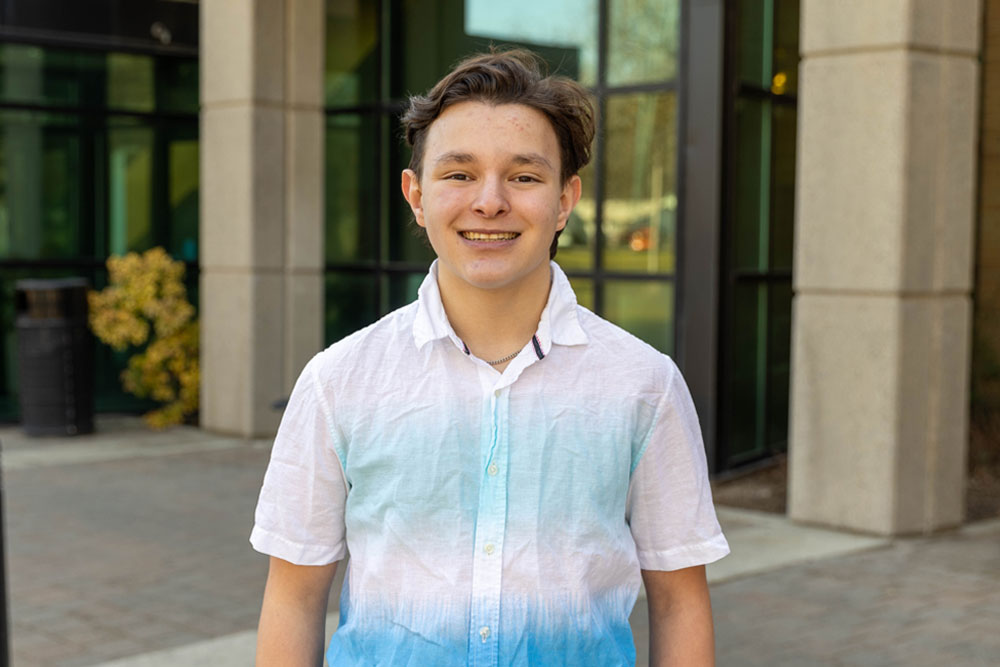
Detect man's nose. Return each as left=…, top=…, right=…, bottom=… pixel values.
left=472, top=178, right=509, bottom=218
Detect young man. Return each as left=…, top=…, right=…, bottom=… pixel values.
left=252, top=50, right=729, bottom=666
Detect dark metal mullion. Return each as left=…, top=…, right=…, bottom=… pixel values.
left=0, top=29, right=198, bottom=58
left=680, top=0, right=726, bottom=472
left=593, top=0, right=609, bottom=316
left=564, top=270, right=675, bottom=282
left=325, top=101, right=406, bottom=117
left=673, top=0, right=690, bottom=371
left=373, top=113, right=387, bottom=314
left=590, top=79, right=678, bottom=97
left=732, top=269, right=792, bottom=282
left=717, top=0, right=742, bottom=471
left=373, top=0, right=389, bottom=315
left=737, top=84, right=796, bottom=104
left=0, top=258, right=200, bottom=270
left=152, top=117, right=171, bottom=251
left=0, top=99, right=196, bottom=123
left=327, top=261, right=447, bottom=275
left=81, top=112, right=100, bottom=265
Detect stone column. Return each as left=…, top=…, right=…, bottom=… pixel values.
left=200, top=0, right=325, bottom=437
left=789, top=0, right=982, bottom=534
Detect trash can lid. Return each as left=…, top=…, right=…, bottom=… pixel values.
left=15, top=278, right=91, bottom=320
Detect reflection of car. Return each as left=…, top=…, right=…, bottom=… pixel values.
left=629, top=226, right=650, bottom=251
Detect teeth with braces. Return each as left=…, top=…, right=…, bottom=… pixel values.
left=461, top=232, right=519, bottom=241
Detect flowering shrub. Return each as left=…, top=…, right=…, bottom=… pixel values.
left=88, top=247, right=199, bottom=428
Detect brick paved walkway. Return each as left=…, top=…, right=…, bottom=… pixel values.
left=2, top=423, right=274, bottom=666
left=711, top=521, right=1000, bottom=666
left=2, top=418, right=998, bottom=666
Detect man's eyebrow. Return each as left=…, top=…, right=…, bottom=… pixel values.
left=433, top=151, right=476, bottom=166
left=511, top=153, right=555, bottom=171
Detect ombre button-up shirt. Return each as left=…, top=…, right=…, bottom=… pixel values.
left=251, top=261, right=729, bottom=666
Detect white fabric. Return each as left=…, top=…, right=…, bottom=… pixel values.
left=250, top=260, right=729, bottom=665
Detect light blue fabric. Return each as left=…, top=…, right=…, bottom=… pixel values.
left=251, top=262, right=729, bottom=666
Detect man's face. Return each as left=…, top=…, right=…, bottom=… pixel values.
left=402, top=101, right=581, bottom=295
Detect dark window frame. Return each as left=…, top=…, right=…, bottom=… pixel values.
left=0, top=38, right=199, bottom=421
left=715, top=0, right=799, bottom=471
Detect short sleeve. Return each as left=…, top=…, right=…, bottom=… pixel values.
left=250, top=355, right=348, bottom=565
left=625, top=357, right=730, bottom=571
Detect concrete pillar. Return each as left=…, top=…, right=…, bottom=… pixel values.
left=200, top=0, right=325, bottom=437
left=789, top=0, right=983, bottom=535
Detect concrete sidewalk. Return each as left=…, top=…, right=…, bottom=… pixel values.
left=2, top=418, right=997, bottom=666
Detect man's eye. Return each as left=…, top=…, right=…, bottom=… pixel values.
left=446, top=173, right=469, bottom=181
left=514, top=175, right=539, bottom=183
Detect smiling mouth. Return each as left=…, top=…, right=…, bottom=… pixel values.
left=460, top=231, right=520, bottom=241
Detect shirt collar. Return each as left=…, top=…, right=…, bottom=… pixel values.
left=412, top=260, right=589, bottom=353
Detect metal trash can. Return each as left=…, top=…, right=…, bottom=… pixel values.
left=15, top=278, right=95, bottom=436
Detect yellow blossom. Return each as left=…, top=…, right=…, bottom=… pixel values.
left=89, top=247, right=199, bottom=428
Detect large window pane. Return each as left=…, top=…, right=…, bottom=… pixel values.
left=603, top=280, right=673, bottom=353
left=326, top=0, right=380, bottom=107
left=608, top=0, right=679, bottom=86
left=773, top=0, right=800, bottom=95
left=766, top=281, right=792, bottom=449
left=388, top=272, right=426, bottom=310
left=0, top=44, right=104, bottom=109
left=729, top=281, right=767, bottom=464
left=603, top=93, right=677, bottom=274
left=568, top=277, right=594, bottom=311
left=734, top=97, right=770, bottom=271
left=464, top=0, right=597, bottom=85
left=556, top=161, right=596, bottom=271
left=106, top=53, right=155, bottom=113
left=738, top=1, right=770, bottom=90
left=156, top=57, right=199, bottom=114
left=398, top=0, right=597, bottom=97
left=0, top=111, right=82, bottom=260
left=108, top=121, right=155, bottom=255
left=168, top=129, right=199, bottom=263
left=398, top=0, right=475, bottom=98
left=0, top=45, right=195, bottom=113
left=326, top=114, right=379, bottom=263
left=770, top=104, right=795, bottom=270
left=388, top=117, right=436, bottom=264
left=325, top=272, right=379, bottom=345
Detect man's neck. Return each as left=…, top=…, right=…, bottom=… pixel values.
left=436, top=266, right=551, bottom=365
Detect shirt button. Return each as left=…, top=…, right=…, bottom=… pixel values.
left=487, top=463, right=499, bottom=476
left=480, top=626, right=491, bottom=641
left=484, top=543, right=495, bottom=555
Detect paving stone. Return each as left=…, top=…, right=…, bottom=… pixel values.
left=4, top=420, right=1000, bottom=666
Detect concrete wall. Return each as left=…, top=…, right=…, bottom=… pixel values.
left=199, top=0, right=325, bottom=437
left=789, top=0, right=983, bottom=535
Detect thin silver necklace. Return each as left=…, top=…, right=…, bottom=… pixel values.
left=486, top=350, right=520, bottom=366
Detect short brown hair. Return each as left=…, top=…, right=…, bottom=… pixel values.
left=401, top=49, right=595, bottom=258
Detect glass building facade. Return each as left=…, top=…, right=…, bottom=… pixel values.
left=0, top=0, right=805, bottom=473
left=322, top=0, right=799, bottom=471
left=0, top=2, right=198, bottom=420
left=323, top=0, right=682, bottom=354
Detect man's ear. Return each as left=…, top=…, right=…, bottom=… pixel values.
left=401, top=169, right=425, bottom=227
left=556, top=174, right=583, bottom=232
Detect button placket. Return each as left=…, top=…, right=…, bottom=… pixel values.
left=468, top=387, right=509, bottom=665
